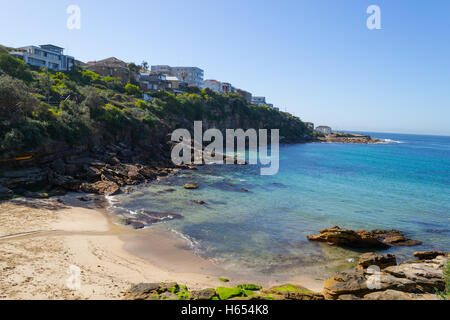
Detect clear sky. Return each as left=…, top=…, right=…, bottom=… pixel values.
left=1, top=0, right=449, bottom=135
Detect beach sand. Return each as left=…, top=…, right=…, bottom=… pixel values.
left=0, top=194, right=322, bottom=300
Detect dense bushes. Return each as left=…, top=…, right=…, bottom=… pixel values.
left=0, top=52, right=33, bottom=83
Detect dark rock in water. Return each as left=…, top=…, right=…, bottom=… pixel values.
left=80, top=181, right=120, bottom=196
left=0, top=185, right=13, bottom=200
left=126, top=211, right=183, bottom=226
left=307, top=226, right=421, bottom=249
left=355, top=252, right=397, bottom=271
left=370, top=229, right=422, bottom=247
left=184, top=183, right=199, bottom=190
left=77, top=196, right=91, bottom=202
left=240, top=188, right=249, bottom=192
left=122, top=218, right=145, bottom=229
left=413, top=251, right=448, bottom=260
left=191, top=200, right=206, bottom=205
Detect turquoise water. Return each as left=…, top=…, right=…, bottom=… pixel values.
left=111, top=133, right=450, bottom=278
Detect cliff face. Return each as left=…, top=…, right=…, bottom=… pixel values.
left=0, top=52, right=311, bottom=196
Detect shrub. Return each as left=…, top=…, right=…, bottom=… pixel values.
left=125, top=82, right=142, bottom=97
left=0, top=53, right=33, bottom=83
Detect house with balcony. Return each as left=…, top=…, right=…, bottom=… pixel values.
left=151, top=65, right=204, bottom=88
left=9, top=44, right=74, bottom=71
left=138, top=73, right=169, bottom=92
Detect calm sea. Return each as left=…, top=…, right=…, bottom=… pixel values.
left=109, top=132, right=450, bottom=280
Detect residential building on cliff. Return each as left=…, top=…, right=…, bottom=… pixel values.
left=86, top=57, right=131, bottom=83
left=316, top=126, right=332, bottom=134
left=151, top=65, right=204, bottom=88
left=252, top=96, right=266, bottom=105
left=9, top=44, right=74, bottom=71
left=235, top=88, right=252, bottom=103
left=203, top=79, right=223, bottom=93
left=304, top=122, right=314, bottom=130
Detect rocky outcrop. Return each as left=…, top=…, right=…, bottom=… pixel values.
left=355, top=252, right=397, bottom=271
left=307, top=226, right=421, bottom=249
left=0, top=185, right=13, bottom=200
left=80, top=181, right=120, bottom=196
left=414, top=251, right=449, bottom=260
left=363, top=289, right=439, bottom=300
left=323, top=253, right=448, bottom=300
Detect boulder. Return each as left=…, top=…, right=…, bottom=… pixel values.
left=184, top=183, right=199, bottom=190
left=190, top=288, right=216, bottom=300
left=413, top=251, right=448, bottom=260
left=383, top=259, right=446, bottom=292
left=80, top=181, right=120, bottom=196
left=192, top=200, right=206, bottom=205
left=356, top=252, right=397, bottom=271
left=322, top=271, right=370, bottom=299
left=124, top=283, right=161, bottom=300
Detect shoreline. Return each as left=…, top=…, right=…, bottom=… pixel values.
left=0, top=193, right=323, bottom=300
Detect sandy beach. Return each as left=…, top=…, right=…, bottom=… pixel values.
left=0, top=194, right=232, bottom=300
left=0, top=193, right=322, bottom=300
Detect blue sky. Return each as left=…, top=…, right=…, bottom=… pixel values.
left=1, top=0, right=449, bottom=135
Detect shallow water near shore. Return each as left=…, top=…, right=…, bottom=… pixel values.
left=109, top=132, right=450, bottom=282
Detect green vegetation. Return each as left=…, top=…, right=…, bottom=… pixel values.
left=0, top=49, right=311, bottom=159
left=219, top=277, right=230, bottom=283
left=437, top=261, right=450, bottom=300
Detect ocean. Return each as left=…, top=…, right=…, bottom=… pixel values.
left=109, top=132, right=450, bottom=280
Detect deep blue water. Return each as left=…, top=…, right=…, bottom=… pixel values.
left=110, top=132, right=450, bottom=279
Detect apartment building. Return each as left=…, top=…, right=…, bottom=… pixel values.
left=151, top=65, right=204, bottom=88
left=9, top=44, right=74, bottom=71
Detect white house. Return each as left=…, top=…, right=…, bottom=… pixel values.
left=315, top=126, right=332, bottom=135
left=9, top=44, right=74, bottom=71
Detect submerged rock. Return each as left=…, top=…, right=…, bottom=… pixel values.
left=307, top=226, right=421, bottom=249
left=184, top=183, right=199, bottom=190
left=191, top=200, right=206, bottom=205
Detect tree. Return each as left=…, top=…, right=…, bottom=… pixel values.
left=0, top=75, right=38, bottom=118
left=141, top=61, right=149, bottom=72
